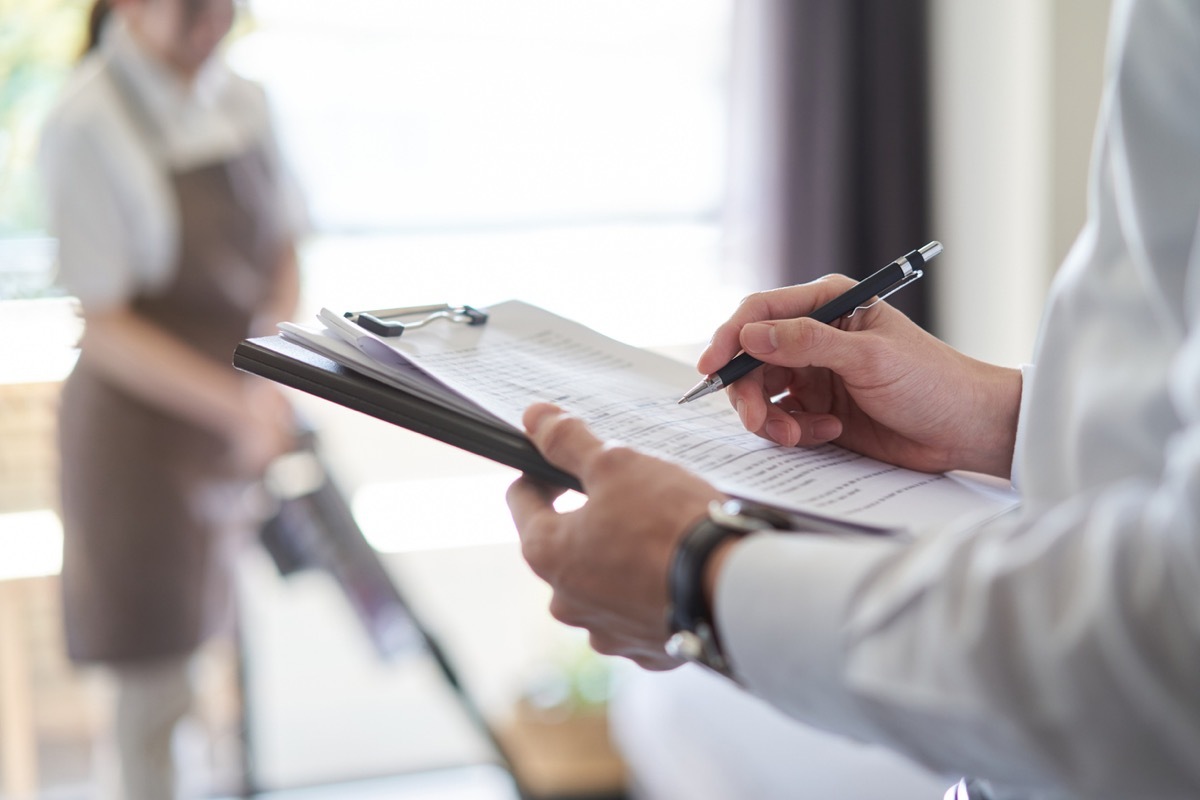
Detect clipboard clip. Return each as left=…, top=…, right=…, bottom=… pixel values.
left=344, top=303, right=488, bottom=338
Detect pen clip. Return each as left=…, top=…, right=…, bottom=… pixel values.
left=845, top=270, right=924, bottom=318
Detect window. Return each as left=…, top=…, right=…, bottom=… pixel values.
left=230, top=0, right=744, bottom=348
left=3, top=1, right=745, bottom=346
left=230, top=0, right=730, bottom=231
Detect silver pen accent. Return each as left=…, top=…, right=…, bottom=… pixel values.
left=677, top=375, right=724, bottom=404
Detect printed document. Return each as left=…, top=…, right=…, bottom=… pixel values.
left=280, top=301, right=1018, bottom=533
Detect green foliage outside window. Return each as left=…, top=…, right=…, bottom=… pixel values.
left=0, top=0, right=91, bottom=236
left=1, top=0, right=89, bottom=298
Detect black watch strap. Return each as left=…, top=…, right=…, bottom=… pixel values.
left=665, top=499, right=793, bottom=676
left=665, top=515, right=743, bottom=676
left=667, top=516, right=740, bottom=635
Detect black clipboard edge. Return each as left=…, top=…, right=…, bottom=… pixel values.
left=234, top=335, right=583, bottom=492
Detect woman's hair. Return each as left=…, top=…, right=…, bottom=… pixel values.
left=83, top=0, right=111, bottom=57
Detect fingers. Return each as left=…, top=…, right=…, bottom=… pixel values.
left=510, top=402, right=610, bottom=580
left=727, top=366, right=844, bottom=447
left=696, top=276, right=858, bottom=374
left=506, top=475, right=568, bottom=580
left=508, top=471, right=683, bottom=671
left=512, top=403, right=724, bottom=668
left=726, top=367, right=774, bottom=432
left=505, top=475, right=565, bottom=533
left=775, top=394, right=844, bottom=445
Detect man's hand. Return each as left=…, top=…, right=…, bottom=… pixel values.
left=699, top=276, right=1022, bottom=478
left=507, top=403, right=724, bottom=669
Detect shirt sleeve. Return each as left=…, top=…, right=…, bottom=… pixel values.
left=38, top=70, right=177, bottom=312
left=719, top=442, right=1200, bottom=797
left=1009, top=363, right=1036, bottom=491
left=39, top=112, right=137, bottom=310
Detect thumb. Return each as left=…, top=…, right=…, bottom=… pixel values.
left=523, top=403, right=608, bottom=479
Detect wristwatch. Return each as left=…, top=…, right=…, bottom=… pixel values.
left=665, top=498, right=794, bottom=676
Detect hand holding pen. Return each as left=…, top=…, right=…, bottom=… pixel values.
left=679, top=240, right=1024, bottom=475
left=680, top=242, right=942, bottom=404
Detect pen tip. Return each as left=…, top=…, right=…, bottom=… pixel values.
left=678, top=379, right=713, bottom=404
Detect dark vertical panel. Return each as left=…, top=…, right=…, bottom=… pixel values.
left=772, top=0, right=930, bottom=327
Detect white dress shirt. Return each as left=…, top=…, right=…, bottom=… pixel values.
left=38, top=17, right=306, bottom=311
left=717, top=2, right=1200, bottom=798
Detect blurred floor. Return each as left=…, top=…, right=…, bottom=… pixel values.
left=247, top=766, right=519, bottom=799
left=29, top=768, right=519, bottom=800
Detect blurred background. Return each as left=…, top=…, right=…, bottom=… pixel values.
left=1, top=1, right=1110, bottom=798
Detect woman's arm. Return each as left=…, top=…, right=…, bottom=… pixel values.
left=80, top=305, right=293, bottom=474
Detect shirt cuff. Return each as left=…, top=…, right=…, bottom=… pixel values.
left=715, top=530, right=901, bottom=737
left=1011, top=363, right=1035, bottom=491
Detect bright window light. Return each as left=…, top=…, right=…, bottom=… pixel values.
left=352, top=474, right=585, bottom=553
left=0, top=510, right=63, bottom=581
left=227, top=0, right=731, bottom=232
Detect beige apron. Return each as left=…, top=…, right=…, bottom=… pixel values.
left=58, top=60, right=287, bottom=663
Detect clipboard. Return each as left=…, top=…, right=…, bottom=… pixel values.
left=240, top=298, right=1024, bottom=539
left=234, top=307, right=903, bottom=537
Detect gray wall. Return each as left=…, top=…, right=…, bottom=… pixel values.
left=930, top=0, right=1111, bottom=365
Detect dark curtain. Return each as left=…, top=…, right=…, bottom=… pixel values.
left=760, top=0, right=931, bottom=327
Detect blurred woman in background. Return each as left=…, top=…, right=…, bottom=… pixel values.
left=38, top=0, right=306, bottom=796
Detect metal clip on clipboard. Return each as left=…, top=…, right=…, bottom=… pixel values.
left=343, top=303, right=488, bottom=338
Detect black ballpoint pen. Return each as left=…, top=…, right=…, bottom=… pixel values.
left=678, top=241, right=943, bottom=404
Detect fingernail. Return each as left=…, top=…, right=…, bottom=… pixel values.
left=766, top=419, right=794, bottom=446
left=735, top=399, right=748, bottom=428
left=811, top=418, right=840, bottom=441
left=741, top=322, right=778, bottom=355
